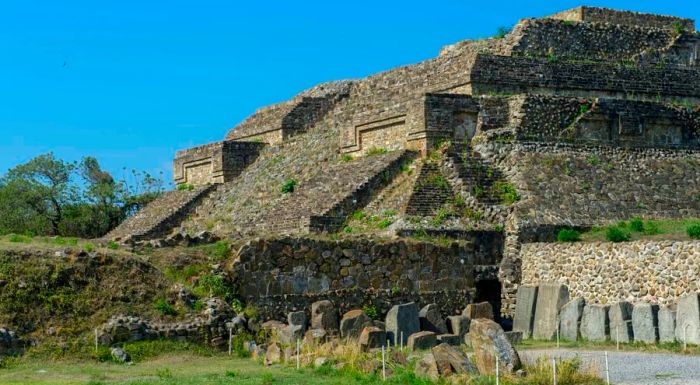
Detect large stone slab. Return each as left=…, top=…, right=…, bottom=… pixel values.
left=419, top=304, right=448, bottom=334
left=532, top=283, right=569, bottom=340
left=407, top=331, right=437, bottom=351
left=469, top=318, right=520, bottom=374
left=278, top=324, right=304, bottom=345
left=431, top=343, right=478, bottom=376
left=463, top=302, right=493, bottom=320
left=385, top=302, right=420, bottom=346
left=658, top=305, right=677, bottom=343
left=675, top=293, right=700, bottom=345
left=580, top=304, right=609, bottom=342
left=513, top=285, right=538, bottom=339
left=632, top=303, right=659, bottom=344
left=339, top=309, right=373, bottom=340
left=287, top=311, right=307, bottom=333
left=609, top=301, right=634, bottom=343
left=359, top=326, right=385, bottom=352
left=559, top=298, right=585, bottom=341
left=311, top=300, right=338, bottom=332
left=446, top=315, right=470, bottom=338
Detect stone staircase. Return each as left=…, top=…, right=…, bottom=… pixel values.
left=254, top=150, right=416, bottom=235
left=404, top=162, right=454, bottom=217
left=444, top=143, right=504, bottom=206
left=104, top=185, right=217, bottom=242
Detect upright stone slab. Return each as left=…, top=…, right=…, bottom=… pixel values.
left=287, top=311, right=307, bottom=334
left=446, top=315, right=470, bottom=338
left=469, top=319, right=521, bottom=374
left=340, top=309, right=373, bottom=340
left=675, top=293, right=700, bottom=345
left=419, top=304, right=448, bottom=334
left=311, top=300, right=338, bottom=332
left=609, top=301, right=634, bottom=343
left=580, top=304, right=609, bottom=342
left=463, top=302, right=493, bottom=320
left=385, top=302, right=420, bottom=346
left=559, top=298, right=585, bottom=341
left=513, top=285, right=538, bottom=339
left=532, top=283, right=569, bottom=340
left=407, top=331, right=437, bottom=351
left=359, top=326, right=385, bottom=352
left=632, top=303, right=659, bottom=344
left=658, top=305, right=677, bottom=343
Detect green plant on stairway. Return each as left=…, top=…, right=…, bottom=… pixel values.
left=281, top=178, right=297, bottom=194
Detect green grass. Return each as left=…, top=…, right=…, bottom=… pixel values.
left=580, top=218, right=700, bottom=242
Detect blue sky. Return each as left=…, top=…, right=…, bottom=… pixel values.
left=1, top=1, right=698, bottom=186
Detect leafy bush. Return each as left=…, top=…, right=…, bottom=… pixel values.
left=494, top=181, right=520, bottom=205
left=629, top=217, right=644, bottom=232
left=557, top=229, right=581, bottom=243
left=426, top=175, right=450, bottom=190
left=377, top=219, right=393, bottom=229
left=644, top=221, right=660, bottom=235
left=83, top=242, right=95, bottom=252
left=365, top=147, right=388, bottom=156
left=232, top=332, right=254, bottom=358
left=343, top=226, right=353, bottom=233
left=107, top=241, right=119, bottom=250
left=176, top=183, right=194, bottom=191
left=430, top=208, right=452, bottom=226
left=493, top=26, right=510, bottom=39
left=154, top=298, right=176, bottom=316
left=231, top=298, right=244, bottom=314
left=205, top=240, right=230, bottom=261
left=8, top=234, right=31, bottom=243
left=351, top=210, right=366, bottom=221
left=341, top=154, right=353, bottom=162
left=687, top=223, right=700, bottom=239
left=281, top=178, right=297, bottom=194
left=606, top=226, right=631, bottom=242
left=362, top=304, right=379, bottom=320
left=194, top=274, right=233, bottom=301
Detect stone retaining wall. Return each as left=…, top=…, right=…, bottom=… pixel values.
left=520, top=240, right=700, bottom=306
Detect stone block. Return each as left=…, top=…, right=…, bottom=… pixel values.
left=504, top=331, right=523, bottom=345
left=513, top=285, right=538, bottom=339
left=415, top=352, right=439, bottom=380
left=431, top=343, right=478, bottom=376
left=385, top=302, right=420, bottom=346
left=675, top=293, right=700, bottom=345
left=278, top=324, right=303, bottom=345
left=359, top=326, right=385, bottom=352
left=407, top=331, right=437, bottom=351
left=658, top=305, right=676, bottom=343
left=580, top=304, right=609, bottom=342
left=469, top=318, right=520, bottom=374
left=340, top=309, right=373, bottom=340
left=446, top=315, right=470, bottom=338
left=609, top=301, right=633, bottom=343
left=463, top=302, right=493, bottom=320
left=532, top=283, right=569, bottom=340
left=303, top=328, right=329, bottom=345
left=559, top=298, right=585, bottom=341
left=311, top=300, right=338, bottom=332
left=632, top=303, right=659, bottom=344
left=436, top=334, right=461, bottom=346
left=419, top=303, right=448, bottom=334
left=264, top=343, right=282, bottom=366
left=287, top=311, right=307, bottom=333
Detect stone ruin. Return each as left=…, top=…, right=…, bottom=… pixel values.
left=105, top=6, right=700, bottom=323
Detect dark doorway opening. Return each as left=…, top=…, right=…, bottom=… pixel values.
left=474, top=279, right=502, bottom=324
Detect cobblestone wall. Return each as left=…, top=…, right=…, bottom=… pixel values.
left=173, top=141, right=265, bottom=185
left=520, top=240, right=700, bottom=306
left=548, top=6, right=695, bottom=32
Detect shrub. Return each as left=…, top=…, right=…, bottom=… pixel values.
left=493, top=26, right=510, bottom=39
left=83, top=242, right=95, bottom=252
left=154, top=298, right=176, bottom=316
left=341, top=154, right=353, bottom=162
left=687, top=223, right=700, bottom=239
left=377, top=219, right=393, bottom=229
left=365, top=147, right=388, bottom=156
left=557, top=229, right=581, bottom=243
left=67, top=238, right=78, bottom=246
left=644, top=221, right=660, bottom=235
left=191, top=300, right=204, bottom=312
left=107, top=241, right=119, bottom=250
left=351, top=210, right=366, bottom=221
left=672, top=21, right=686, bottom=35
left=494, top=181, right=520, bottom=205
left=362, top=304, right=379, bottom=320
left=343, top=226, right=353, bottom=233
left=606, top=226, right=631, bottom=242
left=194, top=273, right=233, bottom=300
left=177, top=183, right=194, bottom=191
left=629, top=217, right=644, bottom=232
left=426, top=175, right=450, bottom=190
left=281, top=178, right=297, bottom=194
left=206, top=240, right=229, bottom=261
left=231, top=298, right=244, bottom=314
left=8, top=234, right=31, bottom=243
left=430, top=208, right=452, bottom=226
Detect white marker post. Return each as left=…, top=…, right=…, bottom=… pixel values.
left=552, top=358, right=557, bottom=385
left=400, top=331, right=403, bottom=350
left=556, top=323, right=560, bottom=348
left=296, top=339, right=300, bottom=370
left=616, top=325, right=619, bottom=351
left=382, top=345, right=386, bottom=381
left=495, top=353, right=500, bottom=385
left=94, top=328, right=98, bottom=353
left=684, top=324, right=689, bottom=351
left=604, top=351, right=610, bottom=385
left=228, top=327, right=233, bottom=356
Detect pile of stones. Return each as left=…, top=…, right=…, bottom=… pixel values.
left=514, top=283, right=700, bottom=345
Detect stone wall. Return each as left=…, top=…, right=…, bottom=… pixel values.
left=230, top=237, right=501, bottom=320
left=548, top=6, right=695, bottom=32
left=469, top=54, right=700, bottom=102
left=520, top=240, right=700, bottom=306
left=173, top=141, right=265, bottom=185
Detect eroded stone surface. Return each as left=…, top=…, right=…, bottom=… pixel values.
left=632, top=302, right=659, bottom=344
left=419, top=303, right=448, bottom=334
left=386, top=302, right=420, bottom=346
left=513, top=285, right=538, bottom=339
left=532, top=283, right=569, bottom=340
left=469, top=319, right=520, bottom=374
left=559, top=298, right=585, bottom=341
left=580, top=304, right=609, bottom=342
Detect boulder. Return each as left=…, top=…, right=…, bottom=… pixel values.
left=303, top=328, right=329, bottom=345
left=436, top=334, right=461, bottom=346
left=311, top=300, right=338, bottom=332
left=110, top=347, right=130, bottom=363
left=278, top=324, right=303, bottom=345
left=632, top=303, right=659, bottom=344
left=314, top=357, right=329, bottom=368
left=609, top=301, right=634, bottom=343
left=446, top=315, right=470, bottom=338
left=407, top=331, right=437, bottom=351
left=415, top=352, right=439, bottom=380
left=580, top=304, right=609, bottom=342
left=432, top=343, right=478, bottom=376
left=359, top=326, right=385, bottom=352
left=287, top=311, right=307, bottom=333
left=675, top=293, right=700, bottom=345
left=340, top=310, right=373, bottom=340
left=264, top=343, right=282, bottom=366
left=513, top=285, right=538, bottom=339
left=419, top=304, right=448, bottom=334
left=463, top=302, right=493, bottom=320
left=559, top=298, right=585, bottom=341
left=385, top=302, right=420, bottom=346
left=532, top=283, right=569, bottom=340
left=469, top=318, right=520, bottom=374
left=504, top=331, right=523, bottom=345
left=658, top=305, right=677, bottom=343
